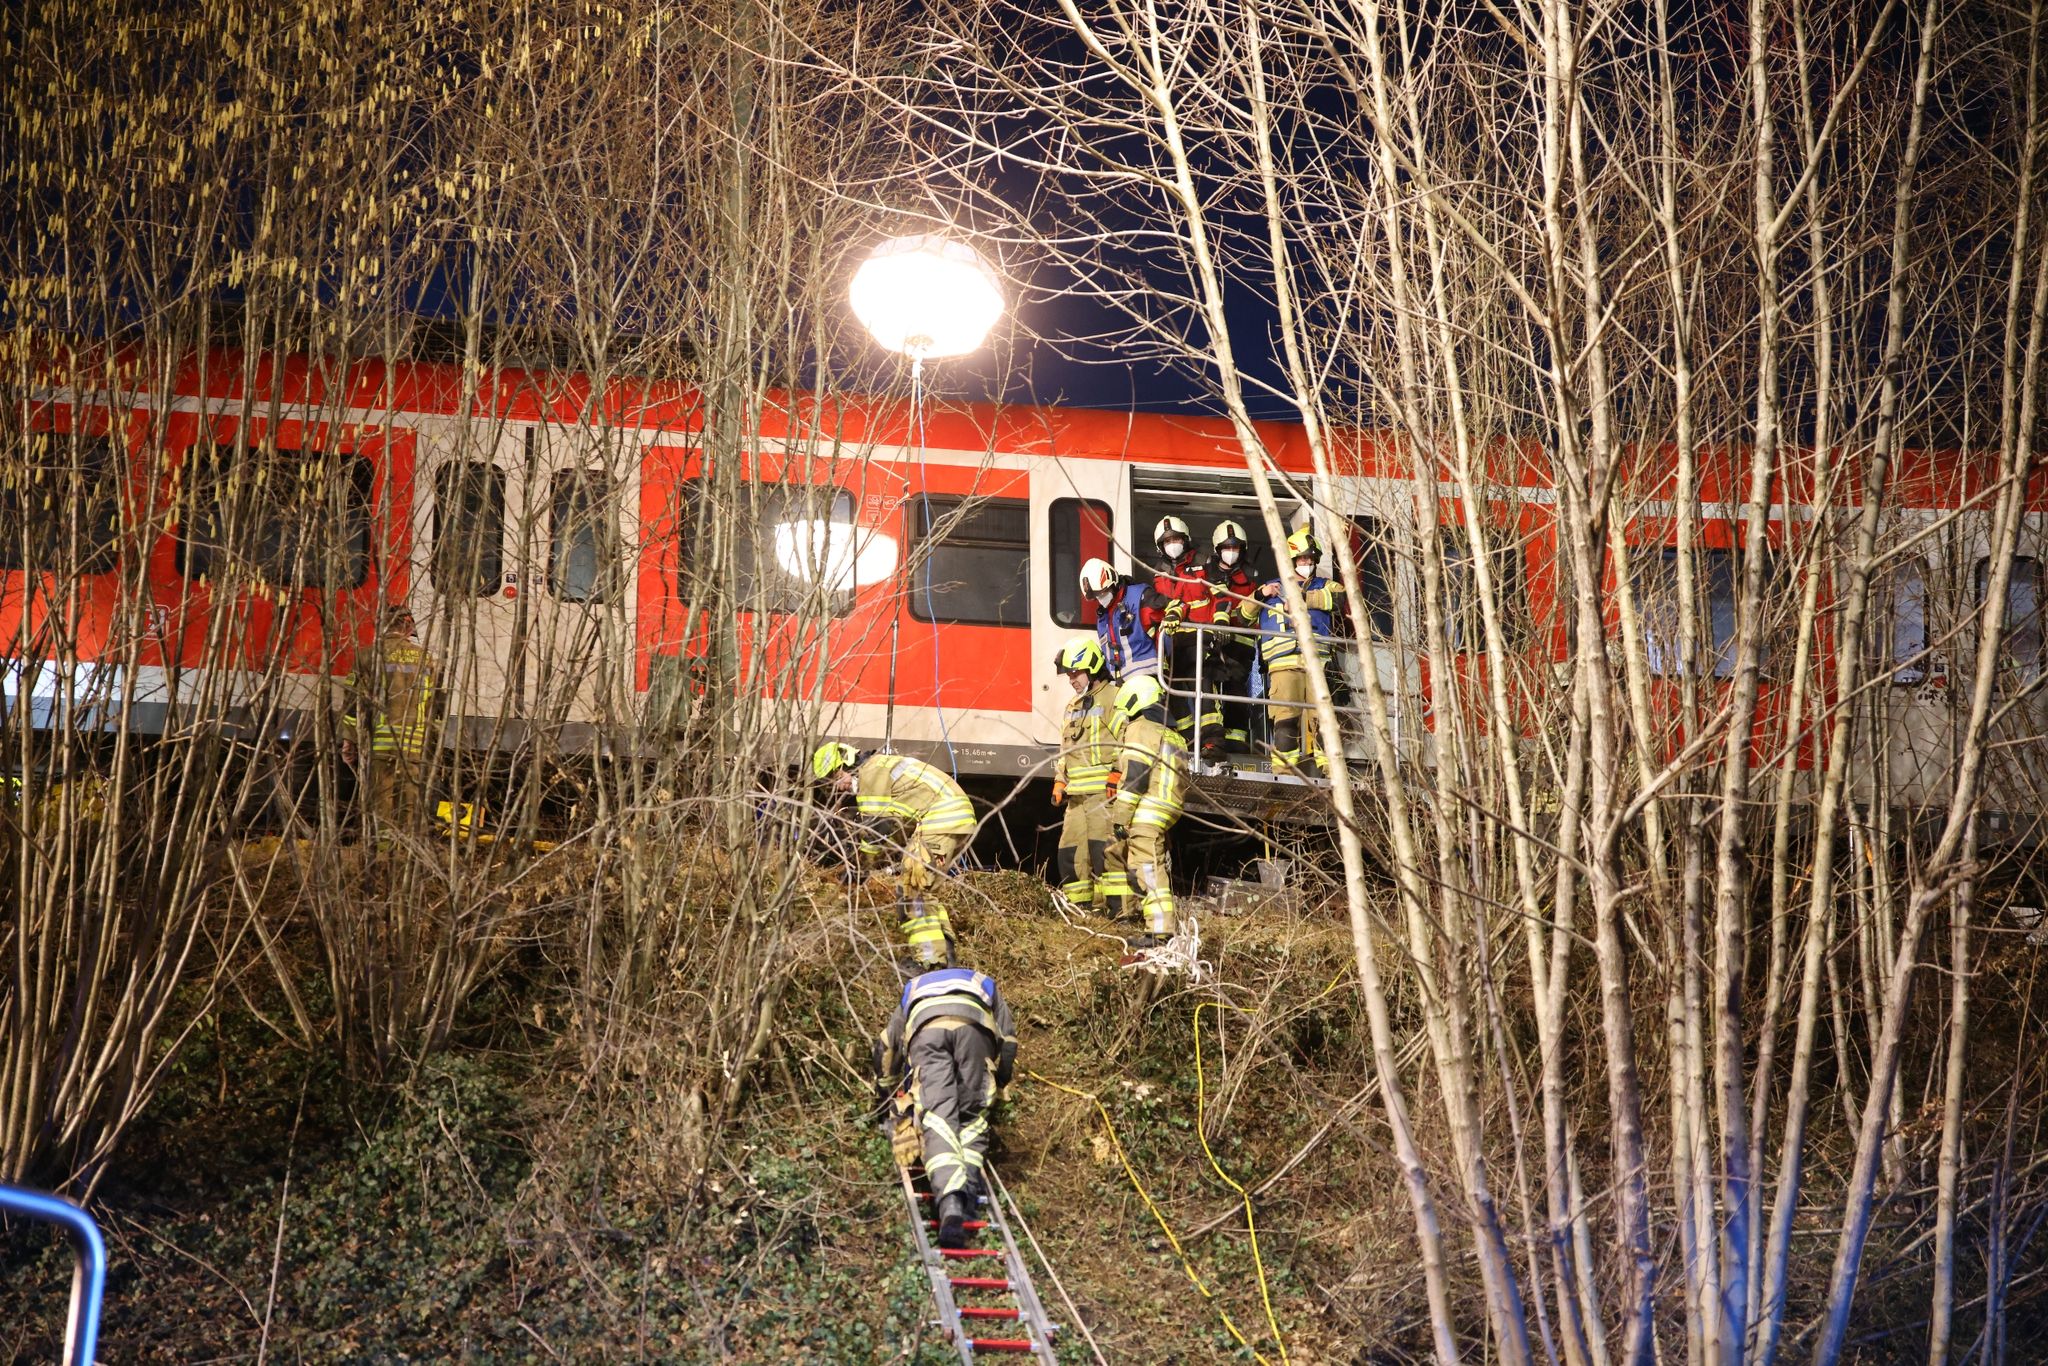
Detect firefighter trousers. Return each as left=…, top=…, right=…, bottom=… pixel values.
left=1265, top=666, right=1326, bottom=773
left=1162, top=633, right=1223, bottom=744
left=1123, top=821, right=1177, bottom=936
left=900, top=830, right=968, bottom=964
left=907, top=1018, right=997, bottom=1199
left=1055, top=793, right=1114, bottom=912
left=363, top=752, right=426, bottom=840
left=1210, top=641, right=1255, bottom=750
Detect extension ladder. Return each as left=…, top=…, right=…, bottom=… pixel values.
left=894, top=1158, right=1060, bottom=1363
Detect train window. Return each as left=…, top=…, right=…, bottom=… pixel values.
left=550, top=470, right=618, bottom=603
left=1891, top=562, right=1930, bottom=685
left=0, top=433, right=122, bottom=574
left=1049, top=498, right=1113, bottom=627
left=676, top=479, right=858, bottom=615
left=1345, top=516, right=1398, bottom=638
left=1975, top=556, right=2045, bottom=681
left=177, top=442, right=372, bottom=588
left=909, top=494, right=1030, bottom=627
left=1440, top=528, right=1521, bottom=652
left=432, top=463, right=506, bottom=597
left=1639, top=548, right=1784, bottom=679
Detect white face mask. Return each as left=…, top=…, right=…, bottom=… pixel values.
left=1294, top=558, right=1317, bottom=580
left=1094, top=589, right=1115, bottom=607
left=1220, top=548, right=1241, bottom=567
left=1162, top=539, right=1186, bottom=561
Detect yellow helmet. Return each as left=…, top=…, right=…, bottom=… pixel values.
left=811, top=741, right=859, bottom=780
left=1285, top=526, right=1322, bottom=561
left=1054, top=635, right=1107, bottom=675
left=1113, top=674, right=1165, bottom=728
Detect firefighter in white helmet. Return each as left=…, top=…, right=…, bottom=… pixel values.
left=1079, top=557, right=1161, bottom=680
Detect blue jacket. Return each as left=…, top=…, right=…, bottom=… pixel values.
left=1096, top=582, right=1160, bottom=679
left=1257, top=577, right=1344, bottom=669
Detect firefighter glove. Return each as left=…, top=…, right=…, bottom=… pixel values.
left=1051, top=779, right=1066, bottom=806
left=891, top=1114, right=922, bottom=1168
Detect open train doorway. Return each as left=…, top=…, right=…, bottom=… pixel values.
left=1126, top=467, right=1299, bottom=586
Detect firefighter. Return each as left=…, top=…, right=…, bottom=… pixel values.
left=1204, top=520, right=1263, bottom=758
left=1256, top=527, right=1346, bottom=775
left=342, top=605, right=438, bottom=841
left=1079, top=557, right=1160, bottom=681
left=874, top=966, right=1018, bottom=1249
left=1050, top=635, right=1128, bottom=919
left=814, top=742, right=976, bottom=966
left=1108, top=673, right=1188, bottom=949
left=1149, top=516, right=1224, bottom=753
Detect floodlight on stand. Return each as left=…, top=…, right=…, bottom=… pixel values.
left=849, top=234, right=1005, bottom=365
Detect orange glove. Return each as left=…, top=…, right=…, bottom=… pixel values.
left=1104, top=769, right=1121, bottom=797
left=1051, top=779, right=1066, bottom=806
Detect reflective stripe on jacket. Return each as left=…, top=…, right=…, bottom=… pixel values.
left=855, top=754, right=976, bottom=836
left=1151, top=558, right=1217, bottom=624
left=875, top=968, right=1019, bottom=1089
left=1096, top=582, right=1160, bottom=678
left=344, top=633, right=437, bottom=757
left=1257, top=578, right=1344, bottom=669
left=1114, top=715, right=1189, bottom=829
left=1056, top=678, right=1120, bottom=794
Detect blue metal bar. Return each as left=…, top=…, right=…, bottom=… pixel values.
left=0, top=1183, right=106, bottom=1365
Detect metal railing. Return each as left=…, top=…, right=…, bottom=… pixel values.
left=1149, top=618, right=1382, bottom=775
left=0, top=1183, right=106, bottom=1365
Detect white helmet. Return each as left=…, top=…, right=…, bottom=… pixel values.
left=1078, top=558, right=1118, bottom=596
left=1153, top=515, right=1192, bottom=554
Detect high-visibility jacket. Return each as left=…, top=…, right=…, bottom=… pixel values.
left=344, top=631, right=437, bottom=758
left=1257, top=577, right=1345, bottom=671
left=874, top=967, right=1019, bottom=1088
left=1113, top=715, right=1189, bottom=830
left=1055, top=677, right=1120, bottom=796
left=854, top=754, right=976, bottom=852
left=1096, top=582, right=1161, bottom=678
left=1150, top=556, right=1218, bottom=625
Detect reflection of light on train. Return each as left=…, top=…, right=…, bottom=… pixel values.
left=772, top=520, right=898, bottom=594
left=5, top=348, right=2048, bottom=828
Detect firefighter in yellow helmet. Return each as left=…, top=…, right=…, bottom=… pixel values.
left=1108, top=674, right=1188, bottom=948
left=1049, top=635, right=1127, bottom=918
left=1255, top=526, right=1346, bottom=774
left=814, top=742, right=975, bottom=966
left=342, top=605, right=439, bottom=842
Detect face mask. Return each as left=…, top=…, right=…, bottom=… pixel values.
left=1295, top=559, right=1316, bottom=579
left=1220, top=548, right=1241, bottom=567
left=1094, top=590, right=1115, bottom=607
left=1162, top=539, right=1186, bottom=561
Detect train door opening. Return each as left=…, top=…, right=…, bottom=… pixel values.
left=521, top=421, right=640, bottom=740
left=420, top=421, right=521, bottom=751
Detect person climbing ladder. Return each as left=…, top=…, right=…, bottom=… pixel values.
left=874, top=966, right=1018, bottom=1249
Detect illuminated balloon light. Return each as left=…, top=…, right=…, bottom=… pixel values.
left=773, top=521, right=900, bottom=592
left=849, top=234, right=1004, bottom=360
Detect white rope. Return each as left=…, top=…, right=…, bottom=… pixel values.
left=1121, top=916, right=1212, bottom=983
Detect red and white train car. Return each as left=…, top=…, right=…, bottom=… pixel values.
left=6, top=349, right=2047, bottom=826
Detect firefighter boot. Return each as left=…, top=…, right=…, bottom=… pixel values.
left=936, top=1191, right=973, bottom=1249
